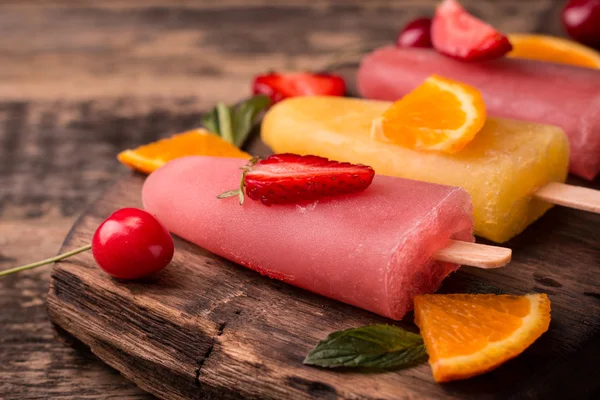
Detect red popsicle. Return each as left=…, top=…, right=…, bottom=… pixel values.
left=142, top=156, right=475, bottom=320
left=357, top=46, right=600, bottom=180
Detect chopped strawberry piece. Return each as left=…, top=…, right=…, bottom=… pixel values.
left=244, top=154, right=374, bottom=206
left=432, top=0, right=513, bottom=62
left=252, top=72, right=346, bottom=104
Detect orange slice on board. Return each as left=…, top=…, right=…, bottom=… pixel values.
left=372, top=75, right=486, bottom=153
left=508, top=34, right=600, bottom=69
left=117, top=129, right=251, bottom=174
left=414, top=293, right=551, bottom=383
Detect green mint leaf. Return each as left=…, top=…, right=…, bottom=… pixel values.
left=304, top=324, right=427, bottom=370
left=202, top=108, right=219, bottom=135
left=202, top=95, right=270, bottom=148
left=216, top=102, right=234, bottom=144
left=231, top=95, right=271, bottom=147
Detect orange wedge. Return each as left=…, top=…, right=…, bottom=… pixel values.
left=118, top=129, right=251, bottom=174
left=508, top=34, right=600, bottom=69
left=372, top=75, right=486, bottom=153
left=414, top=293, right=551, bottom=383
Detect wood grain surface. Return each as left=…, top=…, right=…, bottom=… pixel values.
left=46, top=164, right=600, bottom=400
left=0, top=0, right=588, bottom=399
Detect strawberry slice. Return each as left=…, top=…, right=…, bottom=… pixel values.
left=432, top=0, right=513, bottom=62
left=252, top=72, right=346, bottom=104
left=218, top=154, right=375, bottom=206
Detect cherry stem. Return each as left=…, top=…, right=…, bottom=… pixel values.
left=0, top=244, right=92, bottom=278
left=318, top=42, right=381, bottom=72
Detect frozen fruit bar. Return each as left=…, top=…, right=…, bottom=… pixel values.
left=142, top=156, right=474, bottom=320
left=358, top=46, right=600, bottom=180
left=261, top=96, right=569, bottom=243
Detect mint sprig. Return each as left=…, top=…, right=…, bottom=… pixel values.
left=202, top=95, right=271, bottom=148
left=304, top=324, right=427, bottom=370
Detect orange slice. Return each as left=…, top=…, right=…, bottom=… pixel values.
left=372, top=75, right=486, bottom=153
left=117, top=129, right=251, bottom=174
left=414, top=293, right=551, bottom=383
left=508, top=34, right=600, bottom=69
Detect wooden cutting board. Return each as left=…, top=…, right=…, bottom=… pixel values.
left=47, top=102, right=600, bottom=399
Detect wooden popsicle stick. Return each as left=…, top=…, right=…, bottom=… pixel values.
left=434, top=240, right=511, bottom=269
left=534, top=182, right=600, bottom=214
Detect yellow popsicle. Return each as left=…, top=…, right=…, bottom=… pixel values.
left=261, top=96, right=569, bottom=243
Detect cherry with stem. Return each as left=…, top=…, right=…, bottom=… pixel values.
left=0, top=208, right=174, bottom=280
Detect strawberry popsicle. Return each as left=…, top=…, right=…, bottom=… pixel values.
left=357, top=46, right=600, bottom=180
left=142, top=156, right=474, bottom=320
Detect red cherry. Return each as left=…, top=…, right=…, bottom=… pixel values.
left=92, top=208, right=174, bottom=279
left=396, top=18, right=433, bottom=48
left=562, top=0, right=600, bottom=49
left=0, top=208, right=174, bottom=279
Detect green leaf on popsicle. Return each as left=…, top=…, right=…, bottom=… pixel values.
left=216, top=156, right=260, bottom=205
left=202, top=95, right=271, bottom=148
left=304, top=324, right=428, bottom=370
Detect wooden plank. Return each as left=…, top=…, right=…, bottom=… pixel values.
left=46, top=161, right=600, bottom=399
left=0, top=218, right=153, bottom=399
left=0, top=0, right=560, bottom=102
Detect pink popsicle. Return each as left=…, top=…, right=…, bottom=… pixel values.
left=142, top=156, right=474, bottom=320
left=358, top=46, right=600, bottom=180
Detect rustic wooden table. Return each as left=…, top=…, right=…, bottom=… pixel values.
left=0, top=1, right=570, bottom=398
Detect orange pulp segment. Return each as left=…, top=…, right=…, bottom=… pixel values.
left=117, top=129, right=251, bottom=174
left=508, top=34, right=600, bottom=69
left=414, top=293, right=551, bottom=382
left=372, top=75, right=486, bottom=153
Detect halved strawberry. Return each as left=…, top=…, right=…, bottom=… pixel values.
left=252, top=72, right=346, bottom=104
left=432, top=0, right=512, bottom=62
left=218, top=154, right=375, bottom=206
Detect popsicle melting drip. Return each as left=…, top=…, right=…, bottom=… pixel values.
left=357, top=46, right=600, bottom=180
left=142, top=156, right=475, bottom=320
